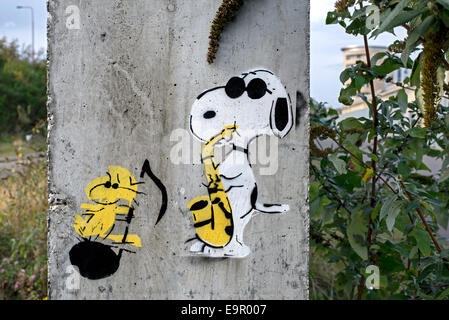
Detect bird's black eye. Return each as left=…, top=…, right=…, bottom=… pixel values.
left=225, top=77, right=245, bottom=99
left=112, top=183, right=119, bottom=189
left=247, top=78, right=267, bottom=99
left=104, top=181, right=111, bottom=188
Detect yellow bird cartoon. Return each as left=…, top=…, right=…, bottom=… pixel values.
left=73, top=166, right=142, bottom=247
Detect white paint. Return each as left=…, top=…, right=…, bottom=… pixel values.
left=189, top=68, right=293, bottom=258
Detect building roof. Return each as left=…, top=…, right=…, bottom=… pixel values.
left=341, top=45, right=387, bottom=52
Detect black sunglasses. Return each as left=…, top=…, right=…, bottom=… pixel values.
left=225, top=77, right=272, bottom=100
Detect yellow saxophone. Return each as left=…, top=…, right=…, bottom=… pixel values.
left=188, top=125, right=237, bottom=247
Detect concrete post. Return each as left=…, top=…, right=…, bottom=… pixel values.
left=47, top=0, right=309, bottom=299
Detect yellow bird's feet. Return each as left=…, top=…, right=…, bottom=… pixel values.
left=104, top=234, right=142, bottom=247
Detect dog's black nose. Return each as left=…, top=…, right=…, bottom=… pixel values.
left=203, top=111, right=216, bottom=119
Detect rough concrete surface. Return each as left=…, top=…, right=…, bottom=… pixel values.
left=48, top=0, right=309, bottom=299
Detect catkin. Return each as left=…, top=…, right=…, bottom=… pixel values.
left=207, top=0, right=244, bottom=64
left=421, top=31, right=445, bottom=128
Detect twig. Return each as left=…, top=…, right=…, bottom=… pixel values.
left=356, top=1, right=380, bottom=299
left=377, top=115, right=421, bottom=178
left=311, top=165, right=352, bottom=214
left=329, top=136, right=397, bottom=194
left=331, top=133, right=448, bottom=264
left=398, top=180, right=443, bottom=252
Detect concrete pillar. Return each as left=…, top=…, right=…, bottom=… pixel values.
left=47, top=0, right=309, bottom=299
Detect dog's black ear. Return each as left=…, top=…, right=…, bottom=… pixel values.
left=270, top=96, right=293, bottom=138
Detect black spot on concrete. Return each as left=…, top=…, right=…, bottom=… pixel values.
left=69, top=241, right=121, bottom=280
left=295, top=90, right=307, bottom=128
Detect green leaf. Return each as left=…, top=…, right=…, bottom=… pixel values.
left=340, top=68, right=351, bottom=84
left=365, top=153, right=379, bottom=162
left=435, top=205, right=449, bottom=229
left=371, top=52, right=387, bottom=66
left=440, top=8, right=449, bottom=28
left=410, top=228, right=431, bottom=257
left=409, top=245, right=418, bottom=259
left=408, top=127, right=427, bottom=138
left=339, top=87, right=356, bottom=105
left=334, top=171, right=363, bottom=192
left=386, top=200, right=404, bottom=232
left=410, top=139, right=424, bottom=167
left=439, top=167, right=449, bottom=183
left=329, top=154, right=347, bottom=175
left=347, top=210, right=369, bottom=260
left=371, top=204, right=382, bottom=220
left=405, top=200, right=421, bottom=212
left=416, top=87, right=424, bottom=113
left=401, top=15, right=434, bottom=66
left=435, top=0, right=449, bottom=11
left=437, top=286, right=449, bottom=300
left=339, top=117, right=364, bottom=130
left=372, top=58, right=402, bottom=77
left=310, top=196, right=322, bottom=219
left=410, top=53, right=422, bottom=87
left=398, top=161, right=412, bottom=176
left=310, top=182, right=320, bottom=200
left=380, top=195, right=397, bottom=221
left=397, top=89, right=408, bottom=113
left=372, top=0, right=414, bottom=36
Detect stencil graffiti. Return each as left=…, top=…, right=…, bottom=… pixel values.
left=187, top=68, right=293, bottom=258
left=69, top=160, right=167, bottom=280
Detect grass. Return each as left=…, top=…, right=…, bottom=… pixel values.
left=0, top=158, right=47, bottom=300
left=309, top=246, right=352, bottom=300
left=0, top=134, right=46, bottom=158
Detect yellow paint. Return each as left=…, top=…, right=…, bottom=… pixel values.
left=188, top=125, right=236, bottom=247
left=73, top=166, right=142, bottom=247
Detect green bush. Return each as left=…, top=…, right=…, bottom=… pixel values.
left=310, top=0, right=449, bottom=300
left=0, top=38, right=46, bottom=134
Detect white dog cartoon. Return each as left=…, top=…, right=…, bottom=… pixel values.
left=187, top=68, right=293, bottom=258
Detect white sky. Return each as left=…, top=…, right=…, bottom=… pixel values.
left=0, top=0, right=406, bottom=108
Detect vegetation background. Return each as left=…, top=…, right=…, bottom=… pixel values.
left=0, top=37, right=47, bottom=299
left=310, top=0, right=449, bottom=299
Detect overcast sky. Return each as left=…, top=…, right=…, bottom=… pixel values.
left=0, top=0, right=405, bottom=108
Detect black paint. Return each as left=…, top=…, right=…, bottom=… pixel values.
left=69, top=159, right=168, bottom=280
left=250, top=185, right=258, bottom=210
left=246, top=78, right=268, bottom=99
left=225, top=77, right=246, bottom=99
left=203, top=110, right=216, bottom=119
left=190, top=199, right=209, bottom=211
left=224, top=76, right=271, bottom=100
left=140, top=159, right=168, bottom=226
left=196, top=86, right=225, bottom=100
left=295, top=90, right=307, bottom=128
left=274, top=98, right=289, bottom=132
left=69, top=241, right=122, bottom=280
